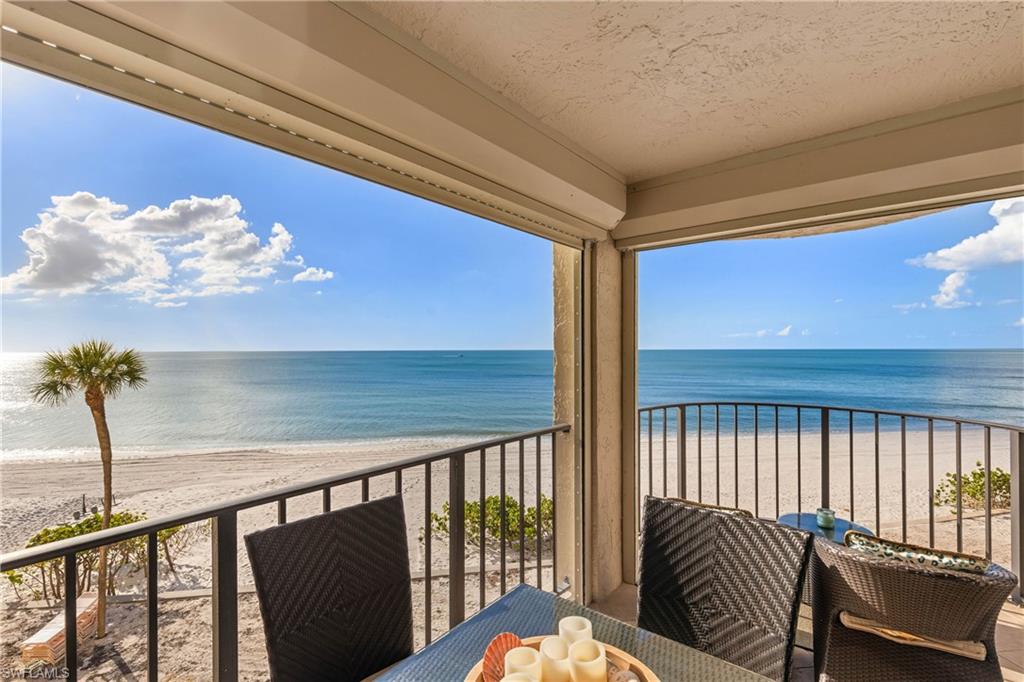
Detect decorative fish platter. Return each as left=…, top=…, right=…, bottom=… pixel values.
left=464, top=634, right=660, bottom=682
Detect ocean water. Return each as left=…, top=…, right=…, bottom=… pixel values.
left=1, top=349, right=1021, bottom=459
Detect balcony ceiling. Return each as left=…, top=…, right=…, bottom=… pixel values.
left=4, top=1, right=1021, bottom=247
left=364, top=1, right=1024, bottom=184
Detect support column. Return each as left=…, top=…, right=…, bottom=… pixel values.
left=553, top=243, right=584, bottom=601
left=620, top=251, right=638, bottom=586
left=587, top=241, right=625, bottom=601
left=553, top=239, right=631, bottom=604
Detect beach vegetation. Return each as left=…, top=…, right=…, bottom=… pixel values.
left=427, top=494, right=554, bottom=550
left=3, top=512, right=206, bottom=602
left=934, top=461, right=1011, bottom=511
left=30, top=340, right=147, bottom=636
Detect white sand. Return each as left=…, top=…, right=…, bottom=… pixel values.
left=0, top=428, right=1013, bottom=680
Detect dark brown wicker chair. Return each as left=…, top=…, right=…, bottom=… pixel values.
left=812, top=539, right=1017, bottom=682
left=245, top=495, right=413, bottom=682
left=637, top=495, right=814, bottom=681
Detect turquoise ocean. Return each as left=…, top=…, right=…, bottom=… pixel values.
left=1, top=349, right=1021, bottom=459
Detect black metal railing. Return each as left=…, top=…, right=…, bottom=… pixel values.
left=0, top=423, right=570, bottom=681
left=637, top=402, right=1023, bottom=602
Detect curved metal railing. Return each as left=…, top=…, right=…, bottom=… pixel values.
left=637, top=401, right=1022, bottom=602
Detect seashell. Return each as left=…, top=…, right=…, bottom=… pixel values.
left=482, top=632, right=523, bottom=682
left=607, top=662, right=641, bottom=682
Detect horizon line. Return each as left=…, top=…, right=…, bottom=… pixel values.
left=2, top=346, right=1022, bottom=354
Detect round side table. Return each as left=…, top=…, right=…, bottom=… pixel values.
left=777, top=512, right=873, bottom=544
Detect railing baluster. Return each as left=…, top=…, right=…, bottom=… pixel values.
left=518, top=439, right=526, bottom=583
left=715, top=404, right=721, bottom=505
left=698, top=407, right=703, bottom=503
left=147, top=532, right=158, bottom=682
left=361, top=477, right=370, bottom=503
left=448, top=452, right=466, bottom=627
left=500, top=443, right=507, bottom=595
left=774, top=406, right=780, bottom=519
left=480, top=448, right=487, bottom=609
left=874, top=413, right=880, bottom=535
left=984, top=426, right=992, bottom=560
left=636, top=410, right=642, bottom=541
left=535, top=436, right=543, bottom=588
left=797, top=408, right=802, bottom=516
left=928, top=420, right=935, bottom=547
left=901, top=415, right=907, bottom=542
left=277, top=499, right=286, bottom=525
left=677, top=406, right=686, bottom=499
left=1011, top=429, right=1023, bottom=604
left=754, top=406, right=759, bottom=517
left=956, top=422, right=963, bottom=551
left=424, top=462, right=432, bottom=644
left=65, top=553, right=77, bottom=682
left=551, top=433, right=558, bottom=593
left=734, top=404, right=739, bottom=510
left=212, top=511, right=238, bottom=682
left=647, top=411, right=653, bottom=498
left=849, top=411, right=855, bottom=522
left=395, top=469, right=402, bottom=496
left=662, top=408, right=668, bottom=497
left=821, top=407, right=831, bottom=510
left=322, top=487, right=331, bottom=513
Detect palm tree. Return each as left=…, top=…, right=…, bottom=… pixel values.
left=32, top=340, right=147, bottom=638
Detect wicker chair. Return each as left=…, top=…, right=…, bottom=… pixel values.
left=638, top=495, right=814, bottom=681
left=245, top=495, right=413, bottom=682
left=811, top=539, right=1017, bottom=681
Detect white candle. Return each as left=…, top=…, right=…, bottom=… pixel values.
left=558, top=616, right=593, bottom=643
left=539, top=636, right=572, bottom=682
left=568, top=639, right=607, bottom=682
left=504, top=646, right=542, bottom=680
left=499, top=674, right=536, bottom=682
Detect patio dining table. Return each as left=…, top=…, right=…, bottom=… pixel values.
left=370, top=584, right=769, bottom=681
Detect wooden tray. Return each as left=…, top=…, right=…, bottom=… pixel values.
left=463, top=635, right=660, bottom=682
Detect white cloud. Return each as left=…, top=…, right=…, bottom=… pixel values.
left=777, top=325, right=792, bottom=337
left=801, top=329, right=811, bottom=336
left=893, top=302, right=927, bottom=313
left=833, top=298, right=843, bottom=304
left=1014, top=317, right=1024, bottom=328
left=293, top=266, right=334, bottom=283
left=906, top=197, right=1023, bottom=309
left=1, top=192, right=328, bottom=306
left=726, top=329, right=769, bottom=338
left=931, top=271, right=972, bottom=309
left=909, top=198, right=1024, bottom=271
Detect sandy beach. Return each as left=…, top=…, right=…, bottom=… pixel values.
left=0, top=428, right=1013, bottom=680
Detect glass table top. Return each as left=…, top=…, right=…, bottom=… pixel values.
left=374, top=584, right=768, bottom=681
left=778, top=512, right=873, bottom=543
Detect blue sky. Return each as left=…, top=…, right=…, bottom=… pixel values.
left=2, top=64, right=1022, bottom=351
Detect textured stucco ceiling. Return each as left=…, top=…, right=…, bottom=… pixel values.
left=363, top=1, right=1024, bottom=183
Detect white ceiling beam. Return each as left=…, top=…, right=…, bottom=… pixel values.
left=3, top=1, right=623, bottom=245
left=614, top=90, right=1024, bottom=249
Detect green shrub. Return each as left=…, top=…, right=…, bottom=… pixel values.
left=4, top=512, right=206, bottom=601
left=427, top=494, right=553, bottom=550
left=934, top=461, right=1010, bottom=511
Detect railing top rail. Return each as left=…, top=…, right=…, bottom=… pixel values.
left=638, top=401, right=1024, bottom=432
left=0, top=423, right=571, bottom=571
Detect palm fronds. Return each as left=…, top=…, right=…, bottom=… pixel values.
left=30, top=340, right=148, bottom=403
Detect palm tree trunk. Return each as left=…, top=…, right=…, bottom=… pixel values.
left=86, top=388, right=113, bottom=638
